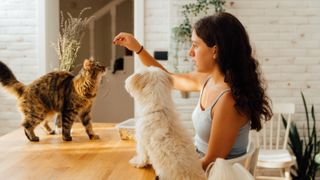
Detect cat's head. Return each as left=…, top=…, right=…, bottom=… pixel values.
left=81, top=58, right=106, bottom=81
left=74, top=59, right=106, bottom=98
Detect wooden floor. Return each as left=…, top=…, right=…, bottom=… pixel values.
left=0, top=119, right=19, bottom=136
left=0, top=123, right=155, bottom=180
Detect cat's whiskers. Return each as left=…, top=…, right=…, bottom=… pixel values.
left=100, top=75, right=111, bottom=98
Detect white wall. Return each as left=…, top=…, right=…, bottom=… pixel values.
left=144, top=0, right=320, bottom=134
left=225, top=0, right=320, bottom=129
left=0, top=0, right=39, bottom=135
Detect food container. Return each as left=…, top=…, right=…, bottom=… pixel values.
left=116, top=118, right=136, bottom=140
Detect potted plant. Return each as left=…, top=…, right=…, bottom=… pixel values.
left=170, top=0, right=225, bottom=98
left=282, top=92, right=320, bottom=180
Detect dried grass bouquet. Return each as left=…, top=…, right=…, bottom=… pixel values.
left=53, top=7, right=92, bottom=72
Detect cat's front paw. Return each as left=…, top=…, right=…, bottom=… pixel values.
left=62, top=135, right=72, bottom=141
left=129, top=156, right=149, bottom=168
left=89, top=134, right=100, bottom=140
left=24, top=129, right=39, bottom=142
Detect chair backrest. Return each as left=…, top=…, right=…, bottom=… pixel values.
left=206, top=142, right=257, bottom=177
left=255, top=103, right=295, bottom=150
left=248, top=146, right=259, bottom=176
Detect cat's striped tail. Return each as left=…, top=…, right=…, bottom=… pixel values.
left=0, top=61, right=25, bottom=97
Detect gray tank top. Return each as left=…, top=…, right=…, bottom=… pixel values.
left=192, top=78, right=250, bottom=159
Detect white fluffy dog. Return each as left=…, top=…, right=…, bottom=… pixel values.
left=125, top=66, right=206, bottom=180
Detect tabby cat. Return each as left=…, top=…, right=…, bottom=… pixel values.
left=0, top=59, right=106, bottom=142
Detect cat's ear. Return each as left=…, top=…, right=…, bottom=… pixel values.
left=83, top=59, right=92, bottom=70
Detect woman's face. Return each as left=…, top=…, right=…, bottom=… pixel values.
left=188, top=30, right=216, bottom=73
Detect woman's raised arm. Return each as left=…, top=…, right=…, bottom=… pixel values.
left=113, top=32, right=207, bottom=92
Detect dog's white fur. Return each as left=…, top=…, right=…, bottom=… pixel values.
left=125, top=67, right=206, bottom=180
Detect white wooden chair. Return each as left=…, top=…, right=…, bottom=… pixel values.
left=254, top=103, right=296, bottom=180
left=206, top=142, right=259, bottom=178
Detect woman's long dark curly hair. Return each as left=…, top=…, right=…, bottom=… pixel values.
left=194, top=12, right=272, bottom=131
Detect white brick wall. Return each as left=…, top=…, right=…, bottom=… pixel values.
left=144, top=0, right=170, bottom=53
left=229, top=0, right=320, bottom=129
left=144, top=0, right=320, bottom=135
left=0, top=0, right=38, bottom=135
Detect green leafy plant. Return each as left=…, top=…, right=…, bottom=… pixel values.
left=282, top=92, right=320, bottom=179
left=172, top=0, right=225, bottom=43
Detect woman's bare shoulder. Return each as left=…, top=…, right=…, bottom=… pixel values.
left=212, top=92, right=248, bottom=126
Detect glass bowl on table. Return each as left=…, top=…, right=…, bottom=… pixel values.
left=116, top=118, right=136, bottom=141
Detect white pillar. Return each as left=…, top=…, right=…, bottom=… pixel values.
left=134, top=0, right=144, bottom=71
left=133, top=0, right=144, bottom=116
left=37, top=0, right=60, bottom=75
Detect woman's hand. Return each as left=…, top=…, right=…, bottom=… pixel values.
left=113, top=32, right=142, bottom=53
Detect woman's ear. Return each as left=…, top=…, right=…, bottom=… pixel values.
left=212, top=46, right=218, bottom=59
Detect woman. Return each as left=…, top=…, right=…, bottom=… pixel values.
left=113, top=12, right=272, bottom=170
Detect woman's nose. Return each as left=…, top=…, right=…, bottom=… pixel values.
left=188, top=47, right=194, bottom=57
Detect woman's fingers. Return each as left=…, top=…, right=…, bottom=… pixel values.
left=113, top=36, right=125, bottom=45
left=113, top=32, right=140, bottom=52
left=113, top=32, right=130, bottom=44
left=113, top=33, right=124, bottom=43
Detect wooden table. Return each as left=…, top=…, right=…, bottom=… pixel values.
left=0, top=123, right=155, bottom=180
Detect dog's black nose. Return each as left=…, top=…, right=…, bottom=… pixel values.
left=155, top=175, right=159, bottom=180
